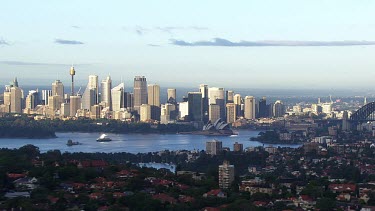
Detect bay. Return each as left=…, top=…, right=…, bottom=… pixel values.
left=0, top=130, right=300, bottom=153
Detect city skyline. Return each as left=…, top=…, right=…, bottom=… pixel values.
left=1, top=1, right=375, bottom=88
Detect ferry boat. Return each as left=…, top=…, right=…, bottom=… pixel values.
left=66, top=139, right=81, bottom=146
left=96, top=134, right=112, bottom=142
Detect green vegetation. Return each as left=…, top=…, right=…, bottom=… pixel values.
left=0, top=115, right=197, bottom=138
left=0, top=116, right=55, bottom=138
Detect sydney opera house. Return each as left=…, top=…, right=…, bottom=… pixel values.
left=201, top=119, right=235, bottom=136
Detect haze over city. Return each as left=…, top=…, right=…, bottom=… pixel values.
left=1, top=1, right=375, bottom=88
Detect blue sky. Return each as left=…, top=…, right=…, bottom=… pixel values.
left=1, top=0, right=375, bottom=89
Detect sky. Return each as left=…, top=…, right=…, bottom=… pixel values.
left=1, top=0, right=375, bottom=89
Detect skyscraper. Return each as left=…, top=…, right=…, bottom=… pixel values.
left=140, top=104, right=151, bottom=122
left=188, top=92, right=202, bottom=122
left=3, top=91, right=11, bottom=113
left=10, top=86, right=22, bottom=113
left=273, top=100, right=285, bottom=117
left=258, top=97, right=267, bottom=118
left=208, top=87, right=225, bottom=120
left=226, top=90, right=234, bottom=103
left=100, top=75, right=112, bottom=109
left=48, top=95, right=62, bottom=112
left=82, top=88, right=96, bottom=111
left=124, top=92, right=134, bottom=110
left=82, top=75, right=99, bottom=111
left=160, top=103, right=175, bottom=124
left=52, top=80, right=64, bottom=98
left=200, top=84, right=209, bottom=123
left=25, top=90, right=39, bottom=109
left=209, top=104, right=221, bottom=123
left=134, top=76, right=147, bottom=113
left=41, top=90, right=52, bottom=105
left=111, top=83, right=124, bottom=112
left=244, top=96, right=256, bottom=120
left=88, top=75, right=99, bottom=104
left=69, top=96, right=81, bottom=117
left=226, top=103, right=237, bottom=123
left=234, top=94, right=242, bottom=117
left=167, top=88, right=177, bottom=104
left=148, top=84, right=160, bottom=121
left=219, top=161, right=234, bottom=189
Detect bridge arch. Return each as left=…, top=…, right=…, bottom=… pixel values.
left=350, top=102, right=375, bottom=122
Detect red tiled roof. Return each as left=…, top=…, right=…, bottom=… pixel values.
left=205, top=189, right=224, bottom=196
left=152, top=193, right=177, bottom=204
left=300, top=195, right=314, bottom=202
left=7, top=173, right=26, bottom=179
left=329, top=184, right=356, bottom=192
left=253, top=201, right=267, bottom=207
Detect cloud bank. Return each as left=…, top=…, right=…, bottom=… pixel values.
left=0, top=61, right=90, bottom=66
left=170, top=38, right=375, bottom=47
left=55, top=39, right=84, bottom=45
left=0, top=38, right=9, bottom=46
left=127, top=26, right=209, bottom=36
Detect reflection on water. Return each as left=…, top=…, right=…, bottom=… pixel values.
left=0, top=130, right=300, bottom=153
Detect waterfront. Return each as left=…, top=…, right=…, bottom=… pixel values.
left=0, top=130, right=300, bottom=153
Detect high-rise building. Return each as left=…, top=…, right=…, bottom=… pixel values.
left=244, top=96, right=256, bottom=120
left=134, top=76, right=147, bottom=113
left=206, top=139, right=222, bottom=155
left=321, top=103, right=332, bottom=114
left=111, top=83, right=124, bottom=112
left=219, top=161, right=235, bottom=189
left=82, top=75, right=99, bottom=110
left=3, top=91, right=11, bottom=113
left=140, top=104, right=151, bottom=122
left=233, top=142, right=243, bottom=152
left=48, top=95, right=62, bottom=116
left=273, top=100, right=285, bottom=117
left=90, top=105, right=102, bottom=119
left=208, top=87, right=225, bottom=120
left=226, top=103, right=237, bottom=123
left=258, top=97, right=267, bottom=118
left=69, top=96, right=81, bottom=117
left=82, top=88, right=96, bottom=111
left=233, top=94, right=242, bottom=117
left=160, top=103, right=175, bottom=124
left=124, top=92, right=134, bottom=110
left=42, top=90, right=52, bottom=105
left=10, top=87, right=22, bottom=113
left=226, top=90, right=234, bottom=103
left=148, top=84, right=160, bottom=120
left=25, top=90, right=39, bottom=109
left=52, top=80, right=64, bottom=98
left=88, top=75, right=99, bottom=103
left=209, top=104, right=221, bottom=123
left=188, top=92, right=202, bottom=122
left=233, top=94, right=241, bottom=105
left=167, top=88, right=177, bottom=104
left=179, top=102, right=189, bottom=120
left=60, top=103, right=70, bottom=117
left=200, top=84, right=209, bottom=123
left=101, top=75, right=112, bottom=109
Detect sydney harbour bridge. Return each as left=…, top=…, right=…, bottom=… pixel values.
left=347, top=102, right=375, bottom=129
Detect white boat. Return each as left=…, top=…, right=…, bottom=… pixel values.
left=96, top=134, right=112, bottom=142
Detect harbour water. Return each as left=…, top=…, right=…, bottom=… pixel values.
left=0, top=130, right=300, bottom=154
